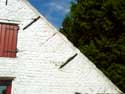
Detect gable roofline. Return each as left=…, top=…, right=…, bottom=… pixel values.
left=23, top=0, right=77, bottom=49
left=23, top=0, right=58, bottom=32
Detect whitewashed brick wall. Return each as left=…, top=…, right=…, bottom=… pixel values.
left=0, top=0, right=122, bottom=94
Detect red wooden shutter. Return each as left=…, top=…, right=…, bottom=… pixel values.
left=0, top=23, right=19, bottom=58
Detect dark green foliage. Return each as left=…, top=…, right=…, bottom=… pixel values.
left=60, top=0, right=125, bottom=92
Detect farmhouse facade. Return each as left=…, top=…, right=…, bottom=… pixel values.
left=0, top=0, right=122, bottom=94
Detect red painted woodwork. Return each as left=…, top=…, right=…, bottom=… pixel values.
left=0, top=80, right=12, bottom=94
left=0, top=23, right=18, bottom=58
left=5, top=84, right=11, bottom=94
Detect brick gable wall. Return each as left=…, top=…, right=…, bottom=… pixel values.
left=0, top=0, right=122, bottom=94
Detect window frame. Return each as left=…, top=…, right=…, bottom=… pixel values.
left=0, top=77, right=15, bottom=94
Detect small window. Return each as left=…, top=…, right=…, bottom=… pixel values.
left=0, top=80, right=12, bottom=94
left=0, top=23, right=19, bottom=58
left=75, top=92, right=81, bottom=94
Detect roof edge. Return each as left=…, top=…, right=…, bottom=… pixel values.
left=23, top=0, right=58, bottom=32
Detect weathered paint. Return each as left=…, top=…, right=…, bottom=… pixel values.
left=0, top=0, right=122, bottom=94
left=0, top=23, right=18, bottom=57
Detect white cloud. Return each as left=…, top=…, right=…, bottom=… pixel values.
left=45, top=1, right=70, bottom=14
left=29, top=0, right=72, bottom=28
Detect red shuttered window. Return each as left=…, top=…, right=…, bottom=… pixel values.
left=0, top=23, right=19, bottom=58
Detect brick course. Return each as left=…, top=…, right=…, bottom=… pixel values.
left=0, top=0, right=122, bottom=94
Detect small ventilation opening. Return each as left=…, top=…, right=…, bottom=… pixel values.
left=75, top=92, right=81, bottom=94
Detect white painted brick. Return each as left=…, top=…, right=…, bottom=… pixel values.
left=0, top=0, right=122, bottom=94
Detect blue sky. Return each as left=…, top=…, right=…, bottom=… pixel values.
left=28, top=0, right=72, bottom=29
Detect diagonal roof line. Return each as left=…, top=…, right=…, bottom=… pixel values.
left=23, top=0, right=58, bottom=32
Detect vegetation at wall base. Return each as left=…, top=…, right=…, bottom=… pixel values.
left=60, top=0, right=125, bottom=92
